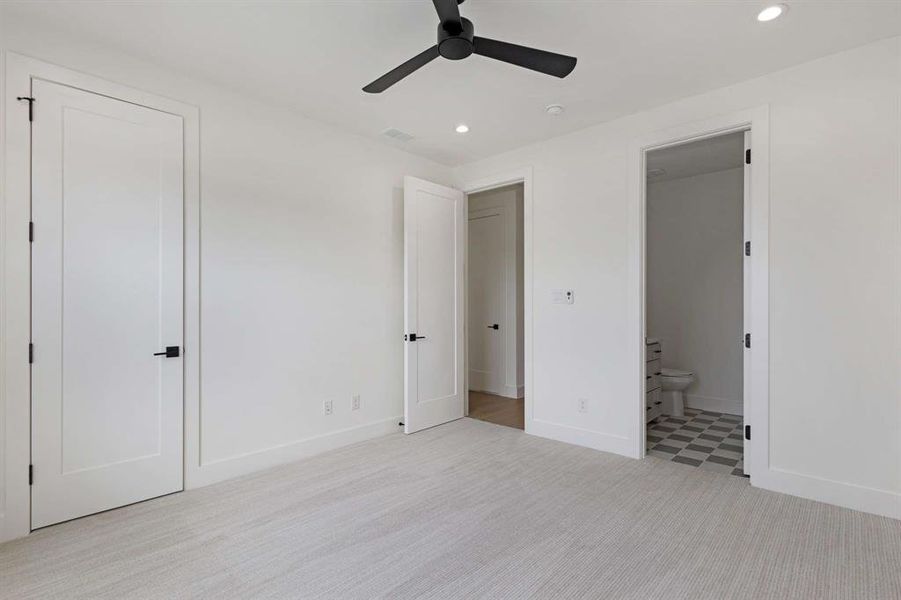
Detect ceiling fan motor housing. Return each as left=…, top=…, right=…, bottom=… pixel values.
left=438, top=17, right=474, bottom=60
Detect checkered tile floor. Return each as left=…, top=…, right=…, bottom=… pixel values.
left=647, top=408, right=746, bottom=477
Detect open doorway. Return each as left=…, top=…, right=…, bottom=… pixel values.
left=643, top=131, right=749, bottom=476
left=466, top=183, right=525, bottom=430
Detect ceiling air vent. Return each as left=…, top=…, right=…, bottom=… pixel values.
left=381, top=128, right=414, bottom=142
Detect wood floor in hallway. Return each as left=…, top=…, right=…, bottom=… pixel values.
left=468, top=390, right=524, bottom=429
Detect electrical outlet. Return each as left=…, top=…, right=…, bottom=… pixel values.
left=578, top=398, right=588, bottom=413
left=352, top=394, right=361, bottom=411
left=323, top=400, right=333, bottom=416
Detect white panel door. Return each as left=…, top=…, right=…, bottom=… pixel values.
left=742, top=130, right=751, bottom=475
left=468, top=208, right=506, bottom=395
left=403, top=176, right=465, bottom=434
left=31, top=79, right=184, bottom=528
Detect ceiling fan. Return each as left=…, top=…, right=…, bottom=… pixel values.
left=363, top=0, right=577, bottom=93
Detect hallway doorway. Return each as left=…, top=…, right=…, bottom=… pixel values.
left=466, top=183, right=525, bottom=430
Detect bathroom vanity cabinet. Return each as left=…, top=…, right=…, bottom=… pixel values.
left=646, top=340, right=663, bottom=422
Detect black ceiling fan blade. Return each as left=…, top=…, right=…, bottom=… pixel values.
left=473, top=36, right=577, bottom=78
left=362, top=46, right=440, bottom=93
left=432, top=0, right=461, bottom=24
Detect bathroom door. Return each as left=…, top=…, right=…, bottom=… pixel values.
left=742, top=130, right=751, bottom=475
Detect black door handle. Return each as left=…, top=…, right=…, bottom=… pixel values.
left=153, top=346, right=180, bottom=358
left=488, top=324, right=499, bottom=330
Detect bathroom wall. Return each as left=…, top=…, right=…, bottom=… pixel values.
left=647, top=168, right=744, bottom=415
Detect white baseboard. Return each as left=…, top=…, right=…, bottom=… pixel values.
left=470, top=383, right=521, bottom=400
left=685, top=393, right=742, bottom=416
left=528, top=418, right=633, bottom=458
left=186, top=417, right=403, bottom=489
left=753, top=467, right=901, bottom=521
left=502, top=384, right=525, bottom=399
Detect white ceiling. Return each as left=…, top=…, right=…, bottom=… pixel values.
left=647, top=132, right=745, bottom=183
left=6, top=1, right=900, bottom=166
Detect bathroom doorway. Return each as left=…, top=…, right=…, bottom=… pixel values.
left=466, top=183, right=525, bottom=430
left=643, top=131, right=750, bottom=476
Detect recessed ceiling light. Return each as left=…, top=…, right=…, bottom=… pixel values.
left=455, top=124, right=469, bottom=134
left=757, top=4, right=787, bottom=22
left=545, top=104, right=565, bottom=116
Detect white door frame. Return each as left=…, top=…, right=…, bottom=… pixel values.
left=1, top=53, right=200, bottom=542
left=459, top=168, right=533, bottom=429
left=629, top=106, right=770, bottom=482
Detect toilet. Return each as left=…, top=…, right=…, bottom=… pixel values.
left=660, top=368, right=694, bottom=417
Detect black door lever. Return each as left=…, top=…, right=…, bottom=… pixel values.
left=488, top=324, right=499, bottom=330
left=153, top=346, right=180, bottom=358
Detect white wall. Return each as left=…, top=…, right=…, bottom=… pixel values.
left=468, top=184, right=524, bottom=398
left=455, top=37, right=901, bottom=518
left=0, top=12, right=452, bottom=540
left=1, top=12, right=898, bottom=533
left=647, top=168, right=744, bottom=415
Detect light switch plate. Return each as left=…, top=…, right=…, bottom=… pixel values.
left=552, top=289, right=575, bottom=304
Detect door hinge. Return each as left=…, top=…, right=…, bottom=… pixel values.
left=744, top=240, right=750, bottom=256
left=29, top=221, right=34, bottom=243
left=29, top=464, right=33, bottom=485
left=744, top=333, right=751, bottom=349
left=28, top=343, right=34, bottom=364
left=16, top=96, right=35, bottom=122
left=745, top=148, right=751, bottom=164
left=744, top=425, right=751, bottom=441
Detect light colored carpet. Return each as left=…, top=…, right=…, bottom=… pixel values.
left=1, top=418, right=899, bottom=599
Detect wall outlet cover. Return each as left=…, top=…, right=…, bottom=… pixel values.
left=552, top=289, right=575, bottom=304
left=324, top=400, right=334, bottom=416
left=352, top=395, right=361, bottom=411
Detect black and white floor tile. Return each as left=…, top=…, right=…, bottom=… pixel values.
left=647, top=408, right=746, bottom=477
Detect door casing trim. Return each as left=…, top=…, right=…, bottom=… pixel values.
left=629, top=106, right=770, bottom=481
left=1, top=52, right=200, bottom=542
